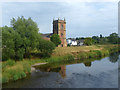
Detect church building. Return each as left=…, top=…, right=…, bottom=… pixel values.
left=41, top=18, right=67, bottom=47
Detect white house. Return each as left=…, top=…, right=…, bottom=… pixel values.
left=71, top=40, right=77, bottom=46
left=67, top=39, right=72, bottom=44
left=67, top=39, right=77, bottom=46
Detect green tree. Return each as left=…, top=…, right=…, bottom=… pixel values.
left=2, top=26, right=25, bottom=61
left=92, top=36, right=100, bottom=44
left=84, top=37, right=93, bottom=46
left=37, top=39, right=55, bottom=57
left=2, top=16, right=56, bottom=60
left=50, top=34, right=61, bottom=47
left=100, top=34, right=102, bottom=38
left=10, top=16, right=39, bottom=58
left=108, top=33, right=118, bottom=44
left=13, top=31, right=25, bottom=60
left=2, top=26, right=15, bottom=60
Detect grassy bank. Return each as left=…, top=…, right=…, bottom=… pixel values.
left=2, top=59, right=47, bottom=83
left=2, top=45, right=120, bottom=84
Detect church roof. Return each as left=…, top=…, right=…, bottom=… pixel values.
left=41, top=33, right=53, bottom=38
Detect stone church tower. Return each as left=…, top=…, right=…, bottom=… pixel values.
left=53, top=18, right=67, bottom=47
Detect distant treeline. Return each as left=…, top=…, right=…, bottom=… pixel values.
left=69, top=33, right=120, bottom=46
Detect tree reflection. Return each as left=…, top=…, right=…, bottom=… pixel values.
left=109, top=53, right=119, bottom=63
left=59, top=65, right=66, bottom=78
left=84, top=61, right=92, bottom=67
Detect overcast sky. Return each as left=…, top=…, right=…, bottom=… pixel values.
left=1, top=1, right=118, bottom=38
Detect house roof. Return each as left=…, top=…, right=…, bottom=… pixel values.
left=77, top=40, right=84, bottom=43
left=41, top=33, right=53, bottom=38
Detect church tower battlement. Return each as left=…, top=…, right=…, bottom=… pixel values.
left=53, top=18, right=67, bottom=47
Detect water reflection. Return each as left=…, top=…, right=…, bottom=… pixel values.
left=84, top=62, right=91, bottom=67
left=34, top=53, right=119, bottom=78
left=59, top=65, right=66, bottom=78
left=109, top=53, right=119, bottom=63
left=34, top=58, right=101, bottom=78
left=3, top=53, right=119, bottom=88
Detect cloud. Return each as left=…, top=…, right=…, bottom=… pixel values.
left=0, top=0, right=119, bottom=2
left=1, top=2, right=118, bottom=38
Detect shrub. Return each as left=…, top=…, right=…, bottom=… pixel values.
left=63, top=54, right=74, bottom=61
left=50, top=34, right=61, bottom=47
left=90, top=50, right=102, bottom=57
left=21, top=72, right=26, bottom=78
left=3, top=64, right=23, bottom=80
left=88, top=52, right=96, bottom=58
left=101, top=50, right=109, bottom=56
left=2, top=73, right=9, bottom=83
left=13, top=75, right=18, bottom=81
left=77, top=53, right=88, bottom=59
left=38, top=39, right=56, bottom=58
left=6, top=59, right=15, bottom=66
left=22, top=62, right=31, bottom=73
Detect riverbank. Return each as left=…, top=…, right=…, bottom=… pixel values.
left=2, top=45, right=120, bottom=84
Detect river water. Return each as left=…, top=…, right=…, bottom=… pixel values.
left=3, top=53, right=120, bottom=88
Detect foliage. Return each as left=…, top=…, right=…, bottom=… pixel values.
left=45, top=54, right=74, bottom=63
left=77, top=53, right=88, bottom=59
left=109, top=53, right=119, bottom=63
left=2, top=16, right=56, bottom=60
left=84, top=37, right=93, bottom=46
left=37, top=39, right=56, bottom=57
left=6, top=59, right=15, bottom=66
left=21, top=72, right=26, bottom=78
left=2, top=26, right=15, bottom=60
left=91, top=33, right=119, bottom=45
left=2, top=45, right=119, bottom=84
left=50, top=34, right=61, bottom=47
left=108, top=33, right=119, bottom=44
left=13, top=75, right=19, bottom=81
left=11, top=16, right=39, bottom=58
left=90, top=50, right=102, bottom=57
left=2, top=73, right=9, bottom=83
left=2, top=60, right=31, bottom=83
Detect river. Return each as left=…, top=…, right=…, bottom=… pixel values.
left=3, top=53, right=120, bottom=88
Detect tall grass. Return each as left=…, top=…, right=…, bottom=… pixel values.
left=2, top=61, right=31, bottom=83
left=45, top=54, right=74, bottom=63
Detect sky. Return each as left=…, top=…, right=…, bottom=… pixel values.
left=1, top=1, right=119, bottom=38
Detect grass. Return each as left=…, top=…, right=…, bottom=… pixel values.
left=2, top=59, right=47, bottom=84
left=2, top=44, right=120, bottom=84
left=53, top=44, right=119, bottom=56
left=53, top=45, right=103, bottom=56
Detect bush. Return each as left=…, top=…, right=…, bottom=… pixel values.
left=6, top=59, right=15, bottom=66
left=88, top=52, right=96, bottom=58
left=3, top=64, right=23, bottom=80
left=45, top=54, right=74, bottom=63
left=63, top=54, right=74, bottom=61
left=77, top=53, right=88, bottom=59
left=50, top=34, right=61, bottom=47
left=2, top=73, right=9, bottom=83
left=22, top=62, right=31, bottom=73
left=90, top=50, right=102, bottom=57
left=38, top=39, right=56, bottom=58
left=21, top=72, right=26, bottom=78
left=84, top=37, right=93, bottom=46
left=13, top=75, right=18, bottom=81
left=101, top=50, right=109, bottom=56
left=2, top=61, right=30, bottom=83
